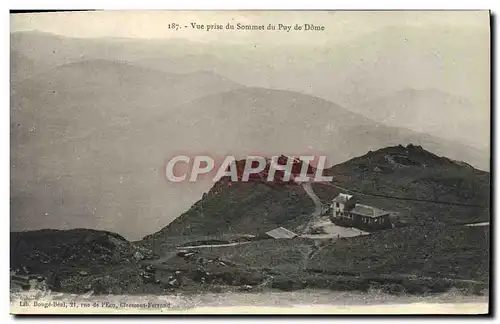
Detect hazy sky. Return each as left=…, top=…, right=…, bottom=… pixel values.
left=11, top=10, right=489, bottom=44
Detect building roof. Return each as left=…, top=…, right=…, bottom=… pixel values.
left=265, top=227, right=298, bottom=239
left=351, top=204, right=390, bottom=218
left=332, top=193, right=353, bottom=204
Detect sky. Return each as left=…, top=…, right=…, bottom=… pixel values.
left=10, top=10, right=490, bottom=44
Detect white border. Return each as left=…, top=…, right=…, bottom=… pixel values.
left=2, top=1, right=498, bottom=323
left=2, top=1, right=498, bottom=10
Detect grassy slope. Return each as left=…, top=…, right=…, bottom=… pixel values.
left=10, top=229, right=149, bottom=276
left=313, top=145, right=490, bottom=225
left=160, top=226, right=489, bottom=283
left=144, top=224, right=489, bottom=294
left=308, top=225, right=489, bottom=281
left=138, top=145, right=490, bottom=294
left=149, top=145, right=490, bottom=245
left=11, top=145, right=490, bottom=295
left=146, top=180, right=315, bottom=240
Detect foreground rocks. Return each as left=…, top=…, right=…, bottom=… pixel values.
left=10, top=225, right=489, bottom=297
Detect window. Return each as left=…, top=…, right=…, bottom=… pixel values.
left=336, top=202, right=340, bottom=208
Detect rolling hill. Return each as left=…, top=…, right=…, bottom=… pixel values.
left=10, top=145, right=490, bottom=295
left=140, top=87, right=489, bottom=170
left=144, top=144, right=490, bottom=243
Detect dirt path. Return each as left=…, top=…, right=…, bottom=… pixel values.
left=301, top=239, right=333, bottom=269
left=464, top=222, right=489, bottom=227
left=394, top=274, right=485, bottom=285
left=145, top=241, right=254, bottom=267
left=178, top=241, right=253, bottom=249
left=301, top=182, right=323, bottom=232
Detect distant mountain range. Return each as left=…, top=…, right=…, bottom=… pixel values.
left=137, top=86, right=489, bottom=168
left=348, top=88, right=490, bottom=150
left=10, top=59, right=243, bottom=239
left=11, top=28, right=490, bottom=105
left=10, top=31, right=490, bottom=240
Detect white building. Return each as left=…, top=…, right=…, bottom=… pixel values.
left=331, top=193, right=355, bottom=218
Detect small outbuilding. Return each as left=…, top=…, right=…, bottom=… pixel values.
left=265, top=227, right=298, bottom=239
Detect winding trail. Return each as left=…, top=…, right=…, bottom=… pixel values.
left=298, top=182, right=331, bottom=269
left=464, top=222, right=489, bottom=227
left=146, top=242, right=254, bottom=266
left=301, top=182, right=323, bottom=232
left=178, top=241, right=253, bottom=249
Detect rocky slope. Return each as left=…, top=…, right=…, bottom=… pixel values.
left=144, top=156, right=318, bottom=242
left=146, top=144, right=490, bottom=244
left=10, top=229, right=154, bottom=275
left=312, top=144, right=490, bottom=226
left=10, top=145, right=490, bottom=295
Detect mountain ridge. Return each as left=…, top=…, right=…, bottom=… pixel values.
left=143, top=144, right=490, bottom=243
left=11, top=79, right=489, bottom=240
left=346, top=88, right=490, bottom=150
